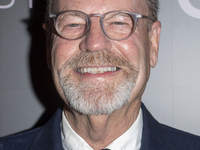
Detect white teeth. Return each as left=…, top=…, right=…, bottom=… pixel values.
left=104, top=67, right=107, bottom=72
left=77, top=67, right=117, bottom=74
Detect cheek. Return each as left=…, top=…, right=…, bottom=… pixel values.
left=51, top=38, right=80, bottom=70
left=113, top=38, right=142, bottom=68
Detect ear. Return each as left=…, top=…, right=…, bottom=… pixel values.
left=43, top=23, right=52, bottom=69
left=43, top=23, right=47, bottom=35
left=149, top=21, right=161, bottom=68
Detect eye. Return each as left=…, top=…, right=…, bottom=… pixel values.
left=112, top=22, right=127, bottom=25
left=68, top=23, right=80, bottom=27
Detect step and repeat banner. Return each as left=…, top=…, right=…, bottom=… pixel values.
left=0, top=0, right=200, bottom=137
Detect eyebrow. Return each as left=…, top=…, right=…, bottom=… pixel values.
left=60, top=11, right=86, bottom=19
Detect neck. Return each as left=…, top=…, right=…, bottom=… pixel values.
left=64, top=100, right=141, bottom=150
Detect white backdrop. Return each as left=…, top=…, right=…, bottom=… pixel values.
left=0, top=0, right=200, bottom=137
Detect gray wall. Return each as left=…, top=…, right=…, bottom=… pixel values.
left=0, top=0, right=200, bottom=137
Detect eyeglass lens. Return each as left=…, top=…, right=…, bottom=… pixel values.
left=55, top=11, right=135, bottom=40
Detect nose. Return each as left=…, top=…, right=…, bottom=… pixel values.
left=79, top=17, right=112, bottom=52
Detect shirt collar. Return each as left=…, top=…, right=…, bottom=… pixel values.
left=61, top=109, right=143, bottom=150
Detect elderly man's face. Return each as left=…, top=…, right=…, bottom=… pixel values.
left=49, top=0, right=159, bottom=115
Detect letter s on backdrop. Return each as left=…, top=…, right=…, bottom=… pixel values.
left=178, top=0, right=200, bottom=19
left=0, top=0, right=15, bottom=9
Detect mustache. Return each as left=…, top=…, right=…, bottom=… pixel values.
left=59, top=50, right=138, bottom=72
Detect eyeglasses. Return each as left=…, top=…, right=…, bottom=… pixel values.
left=49, top=10, right=153, bottom=41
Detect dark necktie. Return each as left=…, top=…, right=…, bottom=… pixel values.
left=101, top=149, right=110, bottom=150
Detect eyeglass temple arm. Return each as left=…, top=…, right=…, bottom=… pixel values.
left=50, top=14, right=56, bottom=18
left=140, top=14, right=154, bottom=22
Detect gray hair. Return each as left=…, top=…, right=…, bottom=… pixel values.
left=45, top=0, right=53, bottom=23
left=146, top=0, right=159, bottom=22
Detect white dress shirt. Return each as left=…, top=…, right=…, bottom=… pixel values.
left=61, top=109, right=143, bottom=150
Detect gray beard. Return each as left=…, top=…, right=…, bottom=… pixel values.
left=58, top=51, right=138, bottom=115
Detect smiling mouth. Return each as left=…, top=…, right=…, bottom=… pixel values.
left=77, top=67, right=120, bottom=74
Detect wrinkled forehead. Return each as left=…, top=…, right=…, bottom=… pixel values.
left=52, top=0, right=148, bottom=15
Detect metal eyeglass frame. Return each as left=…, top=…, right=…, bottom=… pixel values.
left=49, top=10, right=153, bottom=41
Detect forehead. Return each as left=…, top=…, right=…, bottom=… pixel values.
left=53, top=0, right=147, bottom=14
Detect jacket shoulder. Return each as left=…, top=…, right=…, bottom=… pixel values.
left=141, top=103, right=200, bottom=150
left=161, top=124, right=200, bottom=149
left=0, top=127, right=42, bottom=150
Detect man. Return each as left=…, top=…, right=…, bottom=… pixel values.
left=0, top=0, right=200, bottom=149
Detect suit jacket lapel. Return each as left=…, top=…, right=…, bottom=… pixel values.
left=29, top=108, right=63, bottom=150
left=140, top=103, right=173, bottom=150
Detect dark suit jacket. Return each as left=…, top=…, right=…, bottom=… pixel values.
left=0, top=103, right=200, bottom=150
